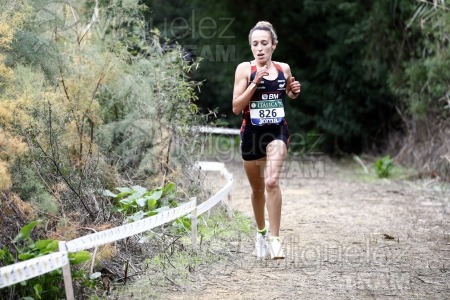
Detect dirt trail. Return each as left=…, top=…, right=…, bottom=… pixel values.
left=116, top=156, right=450, bottom=299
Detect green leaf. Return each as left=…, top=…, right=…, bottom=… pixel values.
left=136, top=197, right=147, bottom=207
left=34, top=240, right=54, bottom=251
left=119, top=198, right=135, bottom=206
left=154, top=206, right=170, bottom=213
left=71, top=269, right=85, bottom=280
left=168, top=198, right=178, bottom=208
left=13, top=220, right=41, bottom=243
left=90, top=272, right=102, bottom=280
left=163, top=182, right=176, bottom=195
left=34, top=283, right=43, bottom=299
left=18, top=252, right=35, bottom=261
left=120, top=198, right=138, bottom=214
left=132, top=185, right=148, bottom=195
left=102, top=189, right=117, bottom=197
left=44, top=240, right=59, bottom=253
left=147, top=198, right=157, bottom=210
left=375, top=155, right=394, bottom=178
left=0, top=247, right=13, bottom=264
left=126, top=186, right=148, bottom=202
left=172, top=216, right=191, bottom=231
left=69, top=251, right=91, bottom=265
left=147, top=189, right=163, bottom=201
left=128, top=211, right=146, bottom=222
left=145, top=211, right=158, bottom=217
left=111, top=206, right=123, bottom=213
left=115, top=191, right=133, bottom=200
left=116, top=187, right=132, bottom=193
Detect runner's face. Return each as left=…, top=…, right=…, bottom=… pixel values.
left=251, top=30, right=275, bottom=65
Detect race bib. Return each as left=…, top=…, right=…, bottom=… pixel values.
left=249, top=99, right=285, bottom=126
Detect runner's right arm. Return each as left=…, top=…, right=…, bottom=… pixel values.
left=232, top=63, right=268, bottom=115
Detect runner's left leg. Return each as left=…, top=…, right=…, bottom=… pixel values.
left=243, top=157, right=267, bottom=231
left=265, top=139, right=287, bottom=237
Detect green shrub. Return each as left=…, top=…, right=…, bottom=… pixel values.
left=104, top=182, right=185, bottom=223
left=375, top=155, right=394, bottom=178
left=0, top=221, right=100, bottom=300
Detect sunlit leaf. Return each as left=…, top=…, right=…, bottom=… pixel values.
left=128, top=211, right=146, bottom=222
left=34, top=283, right=43, bottom=299
left=90, top=272, right=102, bottom=280
left=13, top=220, right=41, bottom=243
left=28, top=239, right=58, bottom=255
left=116, top=187, right=132, bottom=193
left=136, top=197, right=147, bottom=207
left=154, top=206, right=170, bottom=213
left=147, top=189, right=163, bottom=201
left=163, top=182, right=176, bottom=195
left=132, top=185, right=147, bottom=194
left=69, top=251, right=91, bottom=265
left=115, top=191, right=133, bottom=200
left=102, top=189, right=117, bottom=197
left=147, top=198, right=157, bottom=210
left=119, top=198, right=134, bottom=205
left=18, top=252, right=34, bottom=261
left=45, top=240, right=59, bottom=253
left=145, top=211, right=158, bottom=217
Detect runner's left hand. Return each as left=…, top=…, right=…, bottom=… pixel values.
left=289, top=77, right=301, bottom=95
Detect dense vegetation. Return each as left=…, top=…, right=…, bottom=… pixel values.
left=0, top=0, right=448, bottom=298
left=147, top=0, right=449, bottom=168
left=1, top=0, right=204, bottom=298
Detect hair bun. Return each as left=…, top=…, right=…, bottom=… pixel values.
left=248, top=21, right=278, bottom=45
left=256, top=21, right=273, bottom=28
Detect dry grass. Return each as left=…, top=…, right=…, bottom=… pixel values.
left=389, top=116, right=450, bottom=181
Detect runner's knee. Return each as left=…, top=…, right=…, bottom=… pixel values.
left=251, top=187, right=265, bottom=198
left=265, top=177, right=279, bottom=192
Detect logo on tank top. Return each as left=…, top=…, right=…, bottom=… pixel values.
left=261, top=93, right=281, bottom=100
left=277, top=79, right=286, bottom=90
left=249, top=92, right=285, bottom=126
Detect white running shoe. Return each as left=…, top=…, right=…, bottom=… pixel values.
left=254, top=221, right=269, bottom=258
left=254, top=232, right=268, bottom=258
left=268, top=237, right=285, bottom=260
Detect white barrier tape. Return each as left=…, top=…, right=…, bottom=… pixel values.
left=196, top=180, right=233, bottom=216
left=0, top=252, right=68, bottom=289
left=191, top=161, right=233, bottom=216
left=194, top=161, right=225, bottom=172
left=66, top=199, right=196, bottom=252
left=193, top=126, right=240, bottom=135
left=0, top=160, right=234, bottom=290
left=196, top=175, right=233, bottom=216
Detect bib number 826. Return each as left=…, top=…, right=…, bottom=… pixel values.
left=259, top=109, right=277, bottom=118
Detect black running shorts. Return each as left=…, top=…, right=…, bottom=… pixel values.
left=240, top=121, right=289, bottom=161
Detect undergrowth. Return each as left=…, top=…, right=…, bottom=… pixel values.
left=108, top=208, right=253, bottom=299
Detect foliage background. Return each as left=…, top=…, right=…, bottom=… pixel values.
left=146, top=0, right=449, bottom=172
left=1, top=2, right=204, bottom=297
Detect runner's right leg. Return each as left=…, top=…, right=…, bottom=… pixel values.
left=244, top=158, right=269, bottom=257
left=243, top=157, right=266, bottom=231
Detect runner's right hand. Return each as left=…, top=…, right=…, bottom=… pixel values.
left=254, top=65, right=269, bottom=83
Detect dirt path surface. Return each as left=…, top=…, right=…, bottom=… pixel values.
left=115, top=157, right=450, bottom=299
